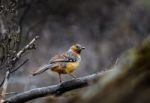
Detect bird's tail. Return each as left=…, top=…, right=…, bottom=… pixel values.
left=31, top=64, right=52, bottom=76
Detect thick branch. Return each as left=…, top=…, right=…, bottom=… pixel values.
left=4, top=70, right=112, bottom=103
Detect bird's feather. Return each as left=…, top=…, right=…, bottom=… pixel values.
left=49, top=52, right=79, bottom=63
left=32, top=64, right=56, bottom=76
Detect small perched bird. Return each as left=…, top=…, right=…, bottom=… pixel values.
left=32, top=44, right=85, bottom=83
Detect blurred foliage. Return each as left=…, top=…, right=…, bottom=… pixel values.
left=143, top=0, right=150, bottom=8
left=71, top=36, right=150, bottom=103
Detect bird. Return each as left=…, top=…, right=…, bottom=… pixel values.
left=31, top=44, right=85, bottom=83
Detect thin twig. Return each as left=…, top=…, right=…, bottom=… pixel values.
left=0, top=78, right=5, bottom=87
left=5, top=92, right=18, bottom=95
left=13, top=35, right=39, bottom=63
left=10, top=59, right=29, bottom=73
left=0, top=71, right=10, bottom=103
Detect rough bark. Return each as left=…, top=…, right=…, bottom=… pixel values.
left=4, top=70, right=112, bottom=103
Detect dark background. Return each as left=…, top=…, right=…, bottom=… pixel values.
left=2, top=0, right=150, bottom=102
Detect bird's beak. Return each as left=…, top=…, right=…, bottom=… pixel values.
left=81, top=46, right=85, bottom=50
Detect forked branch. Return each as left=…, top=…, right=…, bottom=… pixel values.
left=0, top=36, right=39, bottom=103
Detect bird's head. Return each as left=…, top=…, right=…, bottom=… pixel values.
left=69, top=44, right=85, bottom=54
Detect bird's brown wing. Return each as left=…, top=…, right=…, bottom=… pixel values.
left=49, top=53, right=68, bottom=63
left=32, top=52, right=73, bottom=76
left=49, top=52, right=75, bottom=64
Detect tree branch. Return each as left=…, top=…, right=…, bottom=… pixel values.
left=4, top=70, right=112, bottom=103
left=0, top=36, right=39, bottom=103
left=10, top=59, right=29, bottom=74
left=12, top=35, right=39, bottom=64
left=0, top=71, right=9, bottom=103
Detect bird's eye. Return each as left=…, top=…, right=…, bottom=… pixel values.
left=76, top=45, right=79, bottom=48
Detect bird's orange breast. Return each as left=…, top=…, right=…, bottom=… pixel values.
left=51, top=62, right=80, bottom=74
left=65, top=62, right=80, bottom=73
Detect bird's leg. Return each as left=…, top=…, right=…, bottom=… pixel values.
left=59, top=73, right=62, bottom=83
left=69, top=73, right=77, bottom=79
